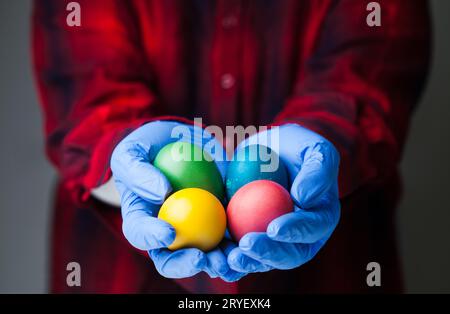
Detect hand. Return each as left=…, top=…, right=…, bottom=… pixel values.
left=111, top=120, right=245, bottom=282
left=227, top=124, right=340, bottom=272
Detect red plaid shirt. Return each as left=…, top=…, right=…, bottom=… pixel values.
left=32, top=0, right=430, bottom=293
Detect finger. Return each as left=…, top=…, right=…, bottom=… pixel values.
left=238, top=233, right=322, bottom=269
left=149, top=248, right=207, bottom=279
left=204, top=248, right=230, bottom=278
left=217, top=240, right=250, bottom=281
left=267, top=200, right=340, bottom=243
left=111, top=122, right=181, bottom=204
left=122, top=212, right=176, bottom=251
left=204, top=248, right=247, bottom=282
left=119, top=183, right=175, bottom=250
left=227, top=247, right=273, bottom=273
left=290, top=141, right=339, bottom=208
left=111, top=143, right=172, bottom=205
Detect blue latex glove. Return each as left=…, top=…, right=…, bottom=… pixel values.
left=227, top=123, right=341, bottom=272
left=111, top=120, right=245, bottom=282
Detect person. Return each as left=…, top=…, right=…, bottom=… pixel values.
left=32, top=0, right=430, bottom=293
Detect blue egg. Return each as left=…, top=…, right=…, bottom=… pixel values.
left=225, top=144, right=289, bottom=200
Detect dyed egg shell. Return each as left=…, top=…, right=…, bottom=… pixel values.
left=158, top=188, right=226, bottom=251
left=225, top=144, right=289, bottom=200
left=227, top=180, right=293, bottom=241
left=153, top=142, right=224, bottom=200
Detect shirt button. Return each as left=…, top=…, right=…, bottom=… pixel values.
left=222, top=16, right=238, bottom=29
left=220, top=74, right=235, bottom=89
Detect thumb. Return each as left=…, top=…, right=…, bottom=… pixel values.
left=290, top=141, right=339, bottom=208
left=111, top=135, right=173, bottom=205
left=118, top=183, right=176, bottom=250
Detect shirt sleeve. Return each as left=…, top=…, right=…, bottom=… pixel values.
left=273, top=0, right=431, bottom=197
left=32, top=0, right=166, bottom=202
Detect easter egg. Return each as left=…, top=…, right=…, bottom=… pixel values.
left=225, top=144, right=289, bottom=200
left=227, top=180, right=293, bottom=241
left=153, top=142, right=224, bottom=200
left=158, top=188, right=226, bottom=251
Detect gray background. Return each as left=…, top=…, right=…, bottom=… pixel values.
left=0, top=0, right=449, bottom=293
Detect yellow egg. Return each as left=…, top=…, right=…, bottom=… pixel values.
left=158, top=188, right=226, bottom=252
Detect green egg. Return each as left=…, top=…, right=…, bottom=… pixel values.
left=226, top=144, right=289, bottom=200
left=153, top=142, right=224, bottom=200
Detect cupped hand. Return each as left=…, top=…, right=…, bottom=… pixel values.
left=227, top=124, right=341, bottom=273
left=111, top=120, right=246, bottom=282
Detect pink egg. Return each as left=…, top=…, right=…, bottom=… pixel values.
left=227, top=180, right=294, bottom=241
